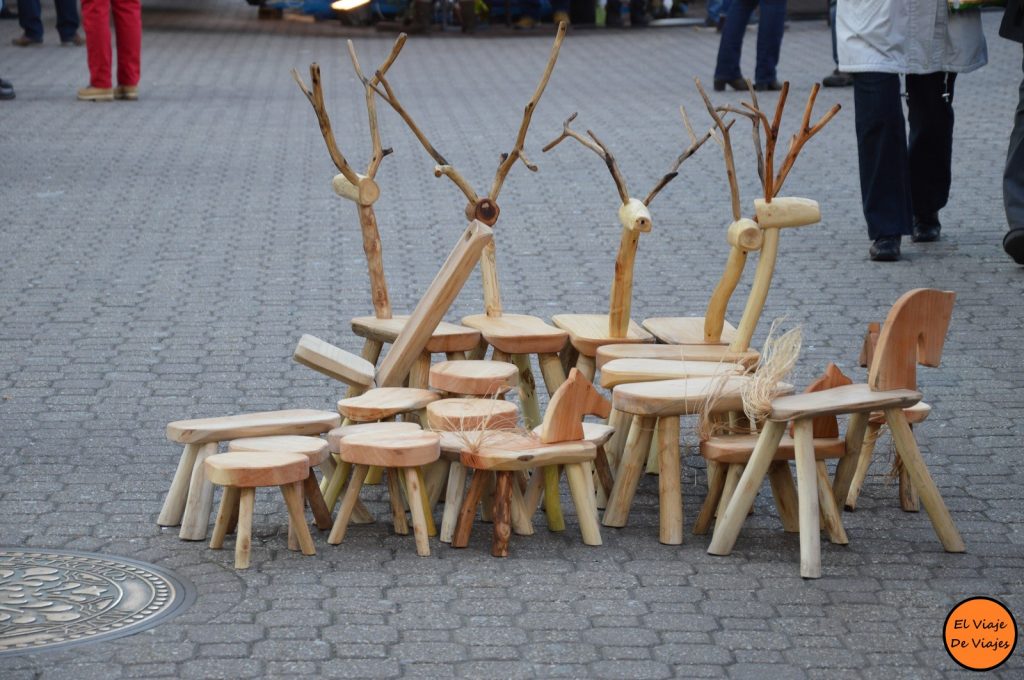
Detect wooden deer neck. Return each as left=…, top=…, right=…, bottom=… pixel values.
left=729, top=228, right=778, bottom=352
left=704, top=218, right=762, bottom=343
left=357, top=204, right=392, bottom=319
left=539, top=368, right=612, bottom=443
left=868, top=288, right=955, bottom=392
left=608, top=198, right=652, bottom=337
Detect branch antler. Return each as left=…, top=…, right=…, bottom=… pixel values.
left=543, top=113, right=630, bottom=204
left=695, top=77, right=741, bottom=221
left=347, top=35, right=406, bottom=178
left=291, top=64, right=360, bottom=185
left=773, top=83, right=841, bottom=195
left=643, top=104, right=717, bottom=206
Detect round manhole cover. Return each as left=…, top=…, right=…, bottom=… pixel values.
left=0, top=549, right=195, bottom=656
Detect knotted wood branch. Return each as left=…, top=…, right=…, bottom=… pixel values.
left=543, top=113, right=630, bottom=205
left=292, top=64, right=360, bottom=185
left=643, top=104, right=718, bottom=207
left=347, top=35, right=406, bottom=177
left=695, top=78, right=741, bottom=221
left=773, top=84, right=841, bottom=195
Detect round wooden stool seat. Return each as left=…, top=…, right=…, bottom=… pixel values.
left=327, top=422, right=422, bottom=454
left=337, top=388, right=439, bottom=422
left=340, top=431, right=441, bottom=468
left=429, top=360, right=518, bottom=396
left=228, top=436, right=329, bottom=466
left=427, top=398, right=519, bottom=432
left=205, top=451, right=309, bottom=488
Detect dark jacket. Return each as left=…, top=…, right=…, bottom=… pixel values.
left=1003, top=0, right=1024, bottom=43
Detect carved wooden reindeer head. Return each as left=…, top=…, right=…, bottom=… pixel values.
left=868, top=288, right=955, bottom=392
left=542, top=104, right=716, bottom=338
left=538, top=368, right=612, bottom=443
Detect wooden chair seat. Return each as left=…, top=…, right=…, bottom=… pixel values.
left=327, top=422, right=422, bottom=454
left=166, top=409, right=341, bottom=445
left=869, top=401, right=930, bottom=425
left=337, top=388, right=440, bottom=422
left=614, top=376, right=793, bottom=417
left=551, top=314, right=653, bottom=356
left=595, top=343, right=761, bottom=370
left=427, top=398, right=519, bottom=432
left=461, top=313, right=568, bottom=354
left=351, top=315, right=481, bottom=353
left=293, top=334, right=376, bottom=387
left=339, top=430, right=441, bottom=468
left=600, top=358, right=746, bottom=388
left=641, top=317, right=739, bottom=346
left=768, top=383, right=922, bottom=422
left=205, top=451, right=310, bottom=488
left=228, top=435, right=329, bottom=466
left=532, top=422, right=614, bottom=447
left=701, top=434, right=847, bottom=464
left=429, top=360, right=518, bottom=396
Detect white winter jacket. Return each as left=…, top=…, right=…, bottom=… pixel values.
left=836, top=0, right=988, bottom=74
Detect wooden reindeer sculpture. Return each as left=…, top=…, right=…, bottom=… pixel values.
left=290, top=36, right=481, bottom=394
left=363, top=24, right=569, bottom=430
left=543, top=104, right=716, bottom=381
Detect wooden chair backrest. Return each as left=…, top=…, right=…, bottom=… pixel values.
left=790, top=363, right=852, bottom=439
left=868, top=288, right=955, bottom=392
left=539, top=368, right=612, bottom=443
left=858, top=321, right=881, bottom=369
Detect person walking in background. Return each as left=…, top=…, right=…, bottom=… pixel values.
left=1001, top=0, right=1024, bottom=264
left=821, top=0, right=851, bottom=87
left=713, top=0, right=786, bottom=91
left=837, top=0, right=987, bottom=262
left=77, top=0, right=140, bottom=101
left=705, top=0, right=730, bottom=30
left=11, top=0, right=83, bottom=46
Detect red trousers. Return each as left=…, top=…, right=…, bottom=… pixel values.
left=81, top=0, right=141, bottom=89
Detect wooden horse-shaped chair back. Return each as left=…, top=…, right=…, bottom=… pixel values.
left=868, top=288, right=955, bottom=392
left=538, top=368, right=612, bottom=444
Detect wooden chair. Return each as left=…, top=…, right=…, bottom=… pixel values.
left=205, top=451, right=314, bottom=569
left=329, top=430, right=441, bottom=556
left=159, top=409, right=341, bottom=540
left=708, top=288, right=965, bottom=578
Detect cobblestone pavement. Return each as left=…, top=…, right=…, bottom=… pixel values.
left=2, top=3, right=1023, bottom=678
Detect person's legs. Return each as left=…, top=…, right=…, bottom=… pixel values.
left=81, top=0, right=112, bottom=88
left=753, top=0, right=786, bottom=86
left=906, top=72, right=955, bottom=229
left=853, top=72, right=912, bottom=242
left=714, top=0, right=756, bottom=82
left=15, top=0, right=42, bottom=41
left=54, top=0, right=79, bottom=41
left=830, top=0, right=836, bottom=65
left=112, top=0, right=141, bottom=87
left=1004, top=47, right=1024, bottom=263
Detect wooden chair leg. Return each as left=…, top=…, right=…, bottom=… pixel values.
left=574, top=353, right=596, bottom=383
left=844, top=421, right=881, bottom=511
left=423, top=459, right=451, bottom=509
left=565, top=463, right=602, bottom=546
left=328, top=464, right=369, bottom=545
left=281, top=481, right=316, bottom=556
left=440, top=461, right=467, bottom=543
left=179, top=442, right=219, bottom=541
left=158, top=443, right=200, bottom=526
left=226, top=492, right=239, bottom=535
left=415, top=467, right=437, bottom=536
left=542, top=465, right=565, bottom=532
left=445, top=351, right=468, bottom=360
left=404, top=467, right=431, bottom=557
left=768, top=461, right=799, bottom=533
left=604, top=408, right=630, bottom=473
left=408, top=351, right=432, bottom=389
left=792, top=419, right=822, bottom=579
left=717, top=463, right=744, bottom=519
left=491, top=472, right=514, bottom=557
left=603, top=415, right=655, bottom=528
left=560, top=344, right=579, bottom=378
left=694, top=461, right=727, bottom=535
left=510, top=482, right=534, bottom=536
left=897, top=457, right=920, bottom=512
left=235, top=488, right=255, bottom=569
left=452, top=471, right=489, bottom=548
left=365, top=465, right=384, bottom=486
left=593, top=445, right=615, bottom=501
left=210, top=486, right=239, bottom=549
left=468, top=338, right=489, bottom=360
left=304, top=471, right=332, bottom=531
left=323, top=461, right=351, bottom=511
left=831, top=412, right=868, bottom=507
left=523, top=468, right=544, bottom=515
left=657, top=416, right=683, bottom=545
left=645, top=425, right=659, bottom=475
left=511, top=354, right=542, bottom=430
left=884, top=408, right=964, bottom=552
left=816, top=462, right=848, bottom=545
left=537, top=352, right=566, bottom=397
left=386, top=468, right=409, bottom=535
left=319, top=454, right=337, bottom=493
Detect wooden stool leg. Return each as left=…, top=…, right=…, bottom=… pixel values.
left=645, top=426, right=659, bottom=475
left=347, top=339, right=383, bottom=398
left=445, top=351, right=468, bottom=361
left=491, top=471, right=514, bottom=557
left=386, top=468, right=409, bottom=535
left=319, top=454, right=337, bottom=494
left=537, top=352, right=566, bottom=397
left=844, top=421, right=881, bottom=511
left=423, top=460, right=451, bottom=509
left=404, top=467, right=431, bottom=557
left=210, top=486, right=239, bottom=549
left=323, top=461, right=351, bottom=510
left=574, top=353, right=596, bottom=383
left=179, top=442, right=219, bottom=541
left=605, top=409, right=630, bottom=473
left=565, top=463, right=602, bottom=546
left=816, top=462, right=848, bottom=545
left=281, top=481, right=316, bottom=556
left=792, top=419, right=822, bottom=579
left=235, top=488, right=255, bottom=569
left=440, top=461, right=467, bottom=543
left=511, top=354, right=542, bottom=430
left=694, top=461, right=727, bottom=535
left=884, top=408, right=964, bottom=552
left=415, top=467, right=437, bottom=537
left=468, top=338, right=489, bottom=361
left=365, top=465, right=384, bottom=486
left=452, top=471, right=489, bottom=548
left=226, top=493, right=239, bottom=535
left=560, top=344, right=579, bottom=378
left=408, top=351, right=431, bottom=389
left=768, top=461, right=800, bottom=533
left=831, top=412, right=868, bottom=506
left=717, top=463, right=744, bottom=518
left=898, top=457, right=920, bottom=512
left=304, top=471, right=332, bottom=531
left=158, top=443, right=200, bottom=526
left=603, top=415, right=655, bottom=528
left=593, top=445, right=615, bottom=501
left=328, top=464, right=369, bottom=545
left=510, top=483, right=534, bottom=536
left=542, top=466, right=565, bottom=532
left=657, top=416, right=683, bottom=545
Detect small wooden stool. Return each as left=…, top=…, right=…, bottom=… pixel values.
left=205, top=451, right=314, bottom=569
left=324, top=421, right=421, bottom=519
left=329, top=431, right=441, bottom=556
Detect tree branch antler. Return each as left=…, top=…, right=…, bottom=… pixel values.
left=291, top=64, right=360, bottom=185
left=773, top=84, right=841, bottom=195
left=695, top=77, right=741, bottom=221
left=347, top=35, right=406, bottom=178
left=543, top=113, right=630, bottom=204
left=487, top=21, right=568, bottom=203
left=643, top=104, right=717, bottom=206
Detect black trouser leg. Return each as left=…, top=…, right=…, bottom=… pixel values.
left=906, top=72, right=956, bottom=220
left=1005, top=47, right=1024, bottom=232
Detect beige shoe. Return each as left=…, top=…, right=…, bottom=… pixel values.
left=77, top=86, right=114, bottom=102
left=114, top=85, right=138, bottom=101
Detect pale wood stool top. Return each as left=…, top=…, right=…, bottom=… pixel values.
left=767, top=383, right=922, bottom=422
left=293, top=334, right=376, bottom=387
left=439, top=430, right=596, bottom=471
left=327, top=421, right=422, bottom=454
left=351, top=315, right=481, bottom=354
left=205, top=451, right=309, bottom=488
left=427, top=398, right=519, bottom=432
left=599, top=358, right=746, bottom=388
left=613, top=376, right=794, bottom=417
left=701, top=434, right=847, bottom=464
left=641, top=317, right=740, bottom=346
left=228, top=436, right=329, bottom=466
left=533, top=422, right=614, bottom=447
left=166, top=409, right=341, bottom=445
left=551, top=314, right=653, bottom=357
left=337, top=388, right=440, bottom=422
left=595, top=343, right=761, bottom=370
left=340, top=431, right=441, bottom=468
left=429, top=360, right=518, bottom=396
left=461, top=313, right=568, bottom=354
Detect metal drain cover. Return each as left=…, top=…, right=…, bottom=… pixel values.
left=0, top=549, right=195, bottom=656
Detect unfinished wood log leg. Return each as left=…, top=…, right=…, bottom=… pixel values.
left=468, top=338, right=489, bottom=361
left=884, top=408, right=964, bottom=552
left=445, top=351, right=468, bottom=361
left=575, top=353, right=596, bottom=383
left=565, top=462, right=602, bottom=546
left=303, top=471, right=332, bottom=531
left=346, top=339, right=383, bottom=398
left=817, top=462, right=848, bottom=545
left=281, top=481, right=316, bottom=556
left=408, top=351, right=432, bottom=389
left=210, top=486, right=240, bottom=550
left=717, top=463, right=744, bottom=518
left=350, top=498, right=375, bottom=525
left=831, top=412, right=868, bottom=508
left=404, top=467, right=431, bottom=557
left=605, top=409, right=630, bottom=472
left=439, top=461, right=467, bottom=543
left=480, top=472, right=496, bottom=523
left=323, top=461, right=351, bottom=510
left=560, top=344, right=579, bottom=378
left=593, top=445, right=615, bottom=502
left=708, top=420, right=786, bottom=556
left=657, top=416, right=683, bottom=545
left=768, top=461, right=800, bottom=533
left=319, top=454, right=337, bottom=493
left=845, top=421, right=881, bottom=511
left=491, top=471, right=514, bottom=557
left=524, top=468, right=544, bottom=516
left=452, top=471, right=489, bottom=548
left=385, top=468, right=409, bottom=535
left=898, top=457, right=920, bottom=512
left=235, top=488, right=255, bottom=569
left=793, top=419, right=823, bottom=579
left=512, top=354, right=542, bottom=430
left=365, top=465, right=384, bottom=486
left=538, top=352, right=567, bottom=398
left=328, top=464, right=369, bottom=545
left=159, top=443, right=200, bottom=526
left=510, top=483, right=534, bottom=536
left=645, top=426, right=660, bottom=475
left=694, top=461, right=727, bottom=535
left=543, top=465, right=565, bottom=532
left=226, top=490, right=239, bottom=535
left=415, top=467, right=437, bottom=537
left=179, top=442, right=219, bottom=541
left=603, top=416, right=656, bottom=528
left=423, top=460, right=450, bottom=509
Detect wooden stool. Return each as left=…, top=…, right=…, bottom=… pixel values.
left=159, top=409, right=341, bottom=540
left=329, top=431, right=441, bottom=556
left=324, top=421, right=421, bottom=518
left=205, top=451, right=314, bottom=569
left=227, top=436, right=333, bottom=532
left=429, top=360, right=518, bottom=397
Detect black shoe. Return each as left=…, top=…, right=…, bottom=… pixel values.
left=911, top=213, right=941, bottom=242
left=869, top=236, right=901, bottom=262
left=822, top=69, right=853, bottom=88
left=714, top=77, right=747, bottom=92
left=0, top=7, right=17, bottom=19
left=753, top=80, right=783, bottom=91
left=1004, top=228, right=1024, bottom=265
left=0, top=78, right=14, bottom=100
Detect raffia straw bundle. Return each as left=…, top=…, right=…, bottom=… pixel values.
left=740, top=318, right=803, bottom=426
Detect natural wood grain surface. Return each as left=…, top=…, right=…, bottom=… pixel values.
left=599, top=358, right=745, bottom=388
left=228, top=436, right=329, bottom=466
left=532, top=422, right=614, bottom=447
left=339, top=431, right=441, bottom=468
left=767, top=383, right=921, bottom=422
left=337, top=388, right=440, bottom=422
left=327, top=421, right=421, bottom=453
left=868, top=289, right=955, bottom=392
left=205, top=451, right=310, bottom=488
left=595, top=343, right=760, bottom=370
left=538, top=368, right=611, bottom=444
left=868, top=401, right=931, bottom=425
left=429, top=360, right=518, bottom=396
left=753, top=196, right=821, bottom=229
left=614, top=376, right=790, bottom=417
left=443, top=431, right=596, bottom=471
left=293, top=334, right=377, bottom=387
left=641, top=317, right=739, bottom=346
left=350, top=315, right=481, bottom=353
left=700, top=434, right=846, bottom=464
left=461, top=313, right=568, bottom=354
left=167, top=409, right=341, bottom=445
left=551, top=314, right=653, bottom=356
left=426, top=398, right=519, bottom=432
